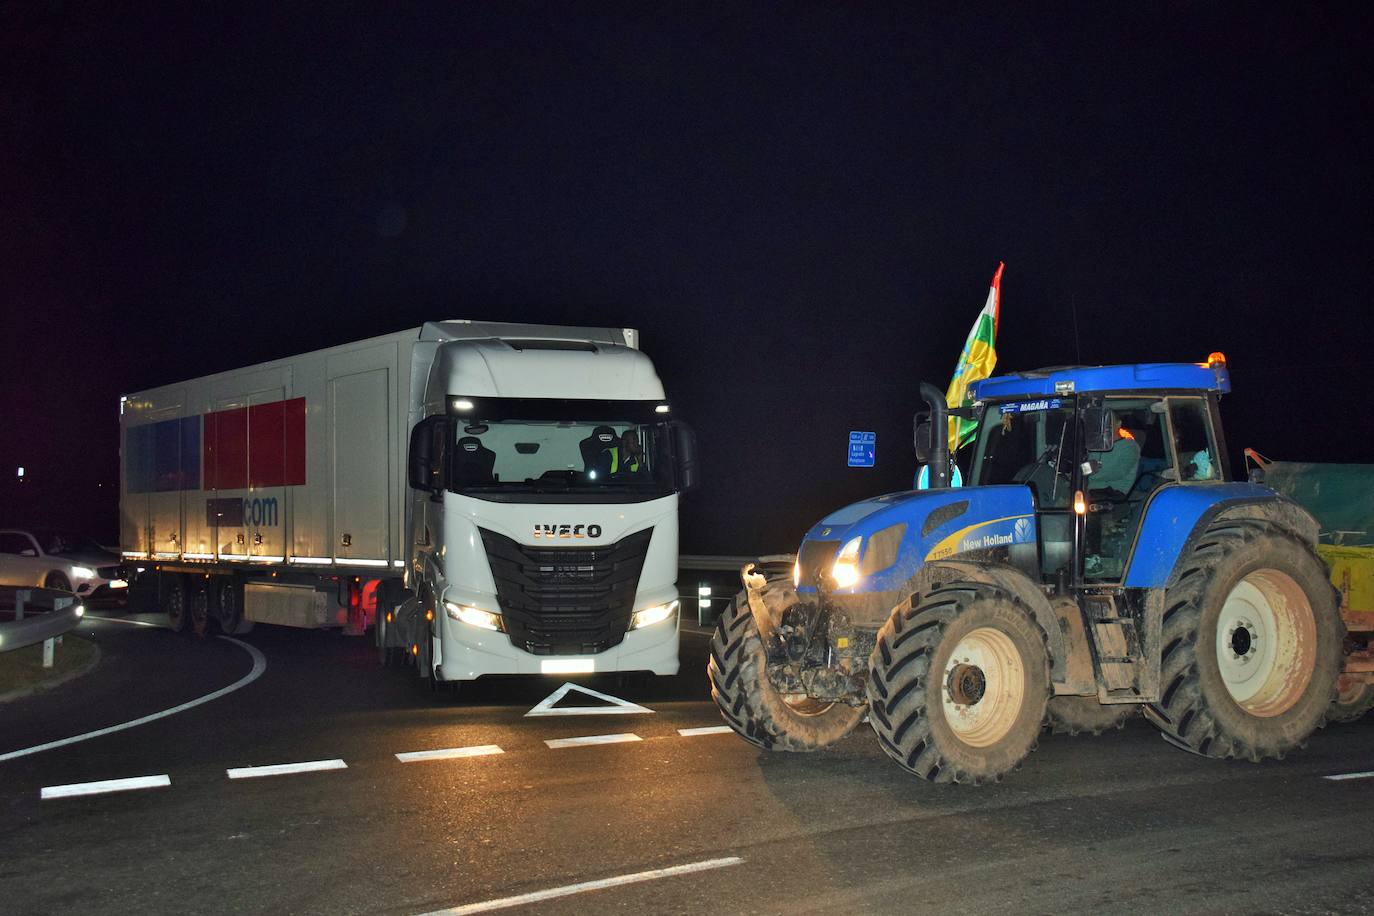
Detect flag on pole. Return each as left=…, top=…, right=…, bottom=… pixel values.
left=945, top=262, right=1003, bottom=453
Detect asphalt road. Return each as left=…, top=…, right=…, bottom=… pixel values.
left=3, top=614, right=1373, bottom=916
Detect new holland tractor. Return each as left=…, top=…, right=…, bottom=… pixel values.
left=710, top=355, right=1344, bottom=783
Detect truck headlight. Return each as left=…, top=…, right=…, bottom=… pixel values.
left=70, top=566, right=96, bottom=580
left=831, top=537, right=863, bottom=589
left=630, top=600, right=679, bottom=630
left=444, top=602, right=503, bottom=632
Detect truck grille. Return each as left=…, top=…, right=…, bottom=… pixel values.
left=480, top=527, right=653, bottom=655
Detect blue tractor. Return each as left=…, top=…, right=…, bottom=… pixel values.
left=710, top=355, right=1344, bottom=783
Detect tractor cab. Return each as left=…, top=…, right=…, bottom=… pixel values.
left=964, top=356, right=1231, bottom=587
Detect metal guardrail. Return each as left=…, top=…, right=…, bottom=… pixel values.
left=0, top=586, right=85, bottom=659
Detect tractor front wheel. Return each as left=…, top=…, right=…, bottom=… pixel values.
left=709, top=592, right=864, bottom=751
left=867, top=582, right=1050, bottom=784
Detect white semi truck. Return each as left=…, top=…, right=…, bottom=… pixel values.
left=119, top=320, right=697, bottom=683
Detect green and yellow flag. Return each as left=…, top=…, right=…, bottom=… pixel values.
left=945, top=262, right=1003, bottom=453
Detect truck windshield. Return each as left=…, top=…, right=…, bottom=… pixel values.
left=448, top=419, right=675, bottom=499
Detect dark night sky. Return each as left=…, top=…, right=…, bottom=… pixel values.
left=3, top=3, right=1371, bottom=554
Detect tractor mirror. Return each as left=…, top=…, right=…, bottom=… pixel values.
left=1082, top=407, right=1114, bottom=452
left=913, top=418, right=933, bottom=464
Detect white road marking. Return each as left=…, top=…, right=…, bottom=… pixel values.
left=227, top=759, right=347, bottom=779
left=419, top=856, right=744, bottom=915
left=678, top=725, right=734, bottom=736
left=0, top=636, right=267, bottom=763
left=1323, top=770, right=1374, bottom=781
left=525, top=682, right=653, bottom=717
left=396, top=745, right=504, bottom=763
left=41, top=774, right=170, bottom=800
left=84, top=615, right=162, bottom=628
left=545, top=733, right=642, bottom=749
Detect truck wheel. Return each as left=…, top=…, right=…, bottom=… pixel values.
left=164, top=575, right=188, bottom=633
left=1328, top=676, right=1374, bottom=723
left=1147, top=522, right=1343, bottom=760
left=1047, top=696, right=1136, bottom=736
left=867, top=582, right=1050, bottom=784
left=708, top=592, right=864, bottom=751
left=188, top=580, right=211, bottom=637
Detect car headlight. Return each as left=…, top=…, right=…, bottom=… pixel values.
left=443, top=602, right=503, bottom=632
left=830, top=536, right=863, bottom=589
left=630, top=600, right=679, bottom=630
left=70, top=566, right=96, bottom=580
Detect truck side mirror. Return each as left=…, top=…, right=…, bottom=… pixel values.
left=671, top=422, right=699, bottom=493
left=408, top=416, right=452, bottom=494
left=913, top=418, right=933, bottom=464
left=1081, top=407, right=1114, bottom=452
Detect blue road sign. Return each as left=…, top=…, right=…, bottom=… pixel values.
left=848, top=431, right=876, bottom=468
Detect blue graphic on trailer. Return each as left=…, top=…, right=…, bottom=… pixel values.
left=848, top=431, right=876, bottom=468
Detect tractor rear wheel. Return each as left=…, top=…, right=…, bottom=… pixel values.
left=867, top=582, right=1050, bottom=784
left=709, top=592, right=864, bottom=751
left=1047, top=695, right=1136, bottom=736
left=1146, top=521, right=1342, bottom=760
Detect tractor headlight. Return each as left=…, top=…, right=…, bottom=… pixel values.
left=444, top=602, right=503, bottom=632
left=792, top=559, right=800, bottom=589
left=830, top=537, right=863, bottom=589
left=630, top=600, right=679, bottom=630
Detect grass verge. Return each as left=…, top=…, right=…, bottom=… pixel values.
left=0, top=635, right=100, bottom=701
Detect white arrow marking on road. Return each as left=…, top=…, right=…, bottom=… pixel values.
left=0, top=636, right=267, bottom=763
left=41, top=774, right=170, bottom=800
left=226, top=759, right=347, bottom=779
left=396, top=745, right=504, bottom=763
left=544, top=733, right=642, bottom=749
left=524, top=681, right=653, bottom=717
left=677, top=725, right=734, bottom=736
left=418, top=856, right=744, bottom=915
left=1323, top=770, right=1374, bottom=781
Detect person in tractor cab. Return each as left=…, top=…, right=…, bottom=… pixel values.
left=1088, top=411, right=1141, bottom=499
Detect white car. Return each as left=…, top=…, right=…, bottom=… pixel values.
left=0, top=529, right=128, bottom=604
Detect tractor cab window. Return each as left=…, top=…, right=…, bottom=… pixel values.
left=1169, top=398, right=1221, bottom=481
left=971, top=399, right=1076, bottom=509
left=1083, top=397, right=1174, bottom=581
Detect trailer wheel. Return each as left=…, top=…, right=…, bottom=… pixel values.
left=1328, top=675, right=1374, bottom=723
left=214, top=577, right=247, bottom=634
left=708, top=592, right=864, bottom=751
left=163, top=574, right=188, bottom=633
left=867, top=582, right=1050, bottom=784
left=188, top=579, right=211, bottom=637
left=1146, top=521, right=1342, bottom=760
left=1047, top=696, right=1136, bottom=736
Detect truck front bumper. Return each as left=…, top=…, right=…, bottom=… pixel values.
left=435, top=616, right=681, bottom=681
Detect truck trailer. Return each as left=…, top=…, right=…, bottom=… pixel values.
left=120, top=320, right=697, bottom=684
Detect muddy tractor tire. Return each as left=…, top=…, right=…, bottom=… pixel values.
left=867, top=582, right=1051, bottom=784
left=1147, top=521, right=1343, bottom=760
left=1328, top=676, right=1374, bottom=724
left=1047, top=696, right=1136, bottom=736
left=708, top=591, right=864, bottom=751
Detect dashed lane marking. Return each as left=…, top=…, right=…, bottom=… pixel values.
left=396, top=745, right=504, bottom=763
left=41, top=774, right=171, bottom=800
left=0, top=637, right=267, bottom=764
left=227, top=759, right=348, bottom=779
left=545, top=733, right=642, bottom=749
left=678, top=725, right=733, bottom=736
left=1323, top=770, right=1374, bottom=781
left=418, top=856, right=744, bottom=915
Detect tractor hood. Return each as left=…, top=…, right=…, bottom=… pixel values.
left=795, top=485, right=1037, bottom=597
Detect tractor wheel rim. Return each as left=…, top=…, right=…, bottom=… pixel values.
left=941, top=626, right=1025, bottom=747
left=1215, top=569, right=1316, bottom=717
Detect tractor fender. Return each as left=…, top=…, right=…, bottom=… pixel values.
left=1124, top=483, right=1318, bottom=589
left=910, top=559, right=1071, bottom=688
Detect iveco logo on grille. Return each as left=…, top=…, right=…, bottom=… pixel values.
left=533, top=524, right=603, bottom=539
